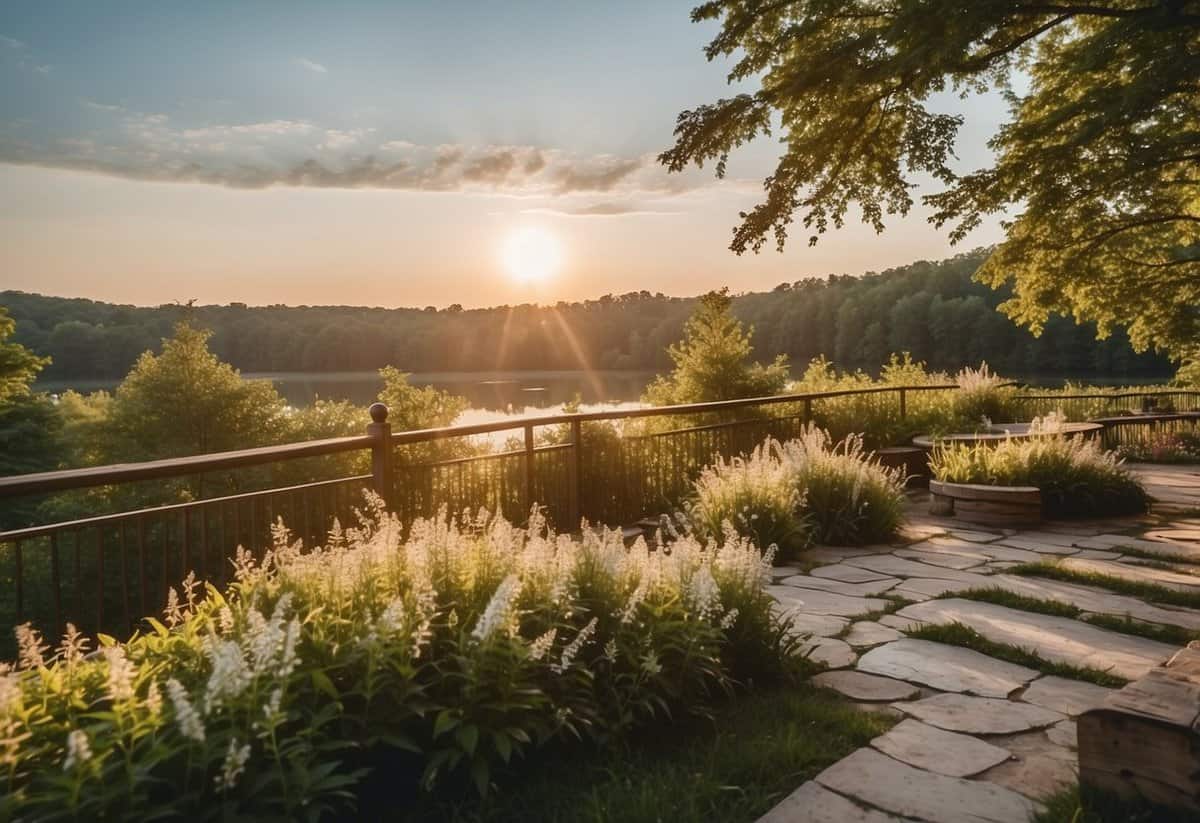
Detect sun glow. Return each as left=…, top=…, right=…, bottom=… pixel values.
left=501, top=226, right=564, bottom=284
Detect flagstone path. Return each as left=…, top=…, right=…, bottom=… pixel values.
left=758, top=462, right=1200, bottom=823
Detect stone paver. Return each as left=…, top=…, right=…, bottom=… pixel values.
left=871, top=718, right=1012, bottom=778
left=815, top=748, right=1039, bottom=823
left=843, top=620, right=903, bottom=647
left=771, top=586, right=887, bottom=617
left=897, top=598, right=1178, bottom=681
left=1058, top=556, right=1200, bottom=591
left=779, top=574, right=901, bottom=598
left=804, top=637, right=857, bottom=669
left=759, top=465, right=1200, bottom=823
left=811, top=670, right=920, bottom=702
left=897, top=693, right=1063, bottom=735
left=984, top=573, right=1200, bottom=630
left=809, top=564, right=896, bottom=584
left=857, top=639, right=1038, bottom=698
left=758, top=780, right=907, bottom=823
left=1019, top=675, right=1114, bottom=717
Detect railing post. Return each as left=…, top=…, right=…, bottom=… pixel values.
left=523, top=424, right=535, bottom=519
left=367, top=403, right=395, bottom=510
left=899, top=388, right=907, bottom=420
left=569, top=418, right=582, bottom=529
left=803, top=397, right=813, bottom=424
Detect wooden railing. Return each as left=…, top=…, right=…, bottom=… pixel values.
left=0, top=383, right=1196, bottom=646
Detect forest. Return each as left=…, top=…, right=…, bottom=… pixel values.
left=1, top=248, right=1173, bottom=381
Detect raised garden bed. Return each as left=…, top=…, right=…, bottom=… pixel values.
left=912, top=421, right=1103, bottom=450
left=928, top=479, right=1042, bottom=527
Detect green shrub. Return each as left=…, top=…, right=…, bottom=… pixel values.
left=930, top=426, right=1150, bottom=517
left=779, top=427, right=908, bottom=545
left=0, top=496, right=796, bottom=820
left=688, top=440, right=812, bottom=559
left=688, top=429, right=906, bottom=551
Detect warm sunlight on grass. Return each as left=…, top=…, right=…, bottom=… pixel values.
left=502, top=226, right=564, bottom=284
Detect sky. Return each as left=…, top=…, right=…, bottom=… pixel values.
left=0, top=1, right=1008, bottom=309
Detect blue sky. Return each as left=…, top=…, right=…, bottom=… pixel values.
left=0, top=1, right=1006, bottom=308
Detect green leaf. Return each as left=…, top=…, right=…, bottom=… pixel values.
left=433, top=710, right=459, bottom=738
left=455, top=724, right=478, bottom=756
left=310, top=669, right=339, bottom=700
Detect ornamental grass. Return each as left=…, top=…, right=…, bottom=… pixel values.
left=930, top=423, right=1150, bottom=517
left=0, top=495, right=796, bottom=820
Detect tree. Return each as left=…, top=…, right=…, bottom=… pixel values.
left=643, top=288, right=790, bottom=404
left=104, top=322, right=288, bottom=461
left=377, top=367, right=468, bottom=431
left=661, top=1, right=1200, bottom=362
left=0, top=308, right=48, bottom=406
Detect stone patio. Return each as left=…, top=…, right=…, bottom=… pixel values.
left=759, top=463, right=1200, bottom=822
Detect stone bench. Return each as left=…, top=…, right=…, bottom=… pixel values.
left=928, top=480, right=1042, bottom=527
left=1078, top=642, right=1200, bottom=814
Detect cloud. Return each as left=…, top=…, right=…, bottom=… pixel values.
left=0, top=108, right=677, bottom=196
left=1, top=34, right=50, bottom=73
left=522, top=201, right=682, bottom=217
left=295, top=57, right=328, bottom=74
left=0, top=35, right=23, bottom=50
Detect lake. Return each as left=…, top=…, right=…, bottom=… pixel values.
left=36, top=370, right=657, bottom=428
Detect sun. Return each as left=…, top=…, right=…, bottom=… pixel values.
left=501, top=226, right=564, bottom=284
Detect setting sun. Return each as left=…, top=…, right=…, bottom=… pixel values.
left=501, top=226, right=564, bottom=284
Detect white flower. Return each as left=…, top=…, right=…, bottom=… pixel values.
left=145, top=682, right=163, bottom=717
left=527, top=628, right=557, bottom=661
left=720, top=608, right=740, bottom=630
left=63, top=729, right=92, bottom=771
left=102, top=647, right=136, bottom=703
left=553, top=617, right=597, bottom=674
left=14, top=624, right=47, bottom=670
left=204, top=640, right=252, bottom=712
left=471, top=574, right=522, bottom=641
left=166, top=678, right=205, bottom=742
left=214, top=738, right=251, bottom=791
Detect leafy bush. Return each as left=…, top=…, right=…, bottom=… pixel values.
left=0, top=497, right=795, bottom=820
left=688, top=441, right=812, bottom=559
left=688, top=429, right=906, bottom=551
left=1116, top=431, right=1200, bottom=464
left=930, top=429, right=1150, bottom=517
left=950, top=362, right=1017, bottom=425
left=779, top=427, right=908, bottom=545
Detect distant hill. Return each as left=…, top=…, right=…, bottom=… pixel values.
left=1, top=248, right=1172, bottom=381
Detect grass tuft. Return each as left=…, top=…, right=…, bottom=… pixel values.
left=1080, top=613, right=1200, bottom=647
left=402, top=681, right=896, bottom=823
left=955, top=587, right=1083, bottom=618
left=905, top=622, right=1128, bottom=688
left=1036, top=784, right=1199, bottom=823
left=1009, top=562, right=1200, bottom=610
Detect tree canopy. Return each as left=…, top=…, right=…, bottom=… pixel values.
left=661, top=1, right=1200, bottom=361
left=643, top=288, right=790, bottom=404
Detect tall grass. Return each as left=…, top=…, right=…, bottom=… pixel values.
left=0, top=496, right=797, bottom=820
left=688, top=429, right=906, bottom=552
left=930, top=429, right=1150, bottom=517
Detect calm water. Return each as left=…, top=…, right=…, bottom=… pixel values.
left=36, top=370, right=656, bottom=427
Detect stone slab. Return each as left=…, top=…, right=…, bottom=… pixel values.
left=844, top=620, right=903, bottom=647
left=782, top=612, right=849, bottom=638
left=1059, top=556, right=1200, bottom=592
left=856, top=638, right=1037, bottom=698
left=843, top=554, right=994, bottom=585
left=986, top=573, right=1200, bottom=630
left=979, top=730, right=1077, bottom=801
left=946, top=528, right=1005, bottom=543
left=878, top=613, right=924, bottom=631
left=1019, top=675, right=1114, bottom=717
left=770, top=586, right=887, bottom=617
left=890, top=577, right=972, bottom=600
left=894, top=548, right=988, bottom=570
left=779, top=574, right=901, bottom=598
left=804, top=637, right=857, bottom=669
left=897, top=598, right=1178, bottom=681
left=1045, top=719, right=1076, bottom=749
left=811, top=670, right=920, bottom=702
left=815, top=747, right=1039, bottom=823
left=896, top=693, right=1064, bottom=735
left=871, top=718, right=1011, bottom=777
left=757, top=780, right=906, bottom=823
left=992, top=536, right=1079, bottom=555
left=810, top=564, right=896, bottom=584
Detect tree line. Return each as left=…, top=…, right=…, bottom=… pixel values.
left=1, top=248, right=1173, bottom=382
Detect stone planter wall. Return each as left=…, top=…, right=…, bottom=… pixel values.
left=929, top=479, right=1041, bottom=527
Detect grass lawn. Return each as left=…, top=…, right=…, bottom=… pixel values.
left=395, top=679, right=894, bottom=823
left=1037, top=785, right=1199, bottom=823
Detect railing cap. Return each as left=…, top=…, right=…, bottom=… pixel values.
left=369, top=402, right=389, bottom=424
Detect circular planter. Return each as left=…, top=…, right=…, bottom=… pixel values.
left=876, top=446, right=929, bottom=487
left=912, top=421, right=1103, bottom=450
left=929, top=479, right=1042, bottom=528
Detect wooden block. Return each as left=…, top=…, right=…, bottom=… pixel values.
left=1079, top=641, right=1200, bottom=813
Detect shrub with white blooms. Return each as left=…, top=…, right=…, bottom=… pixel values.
left=0, top=494, right=796, bottom=820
